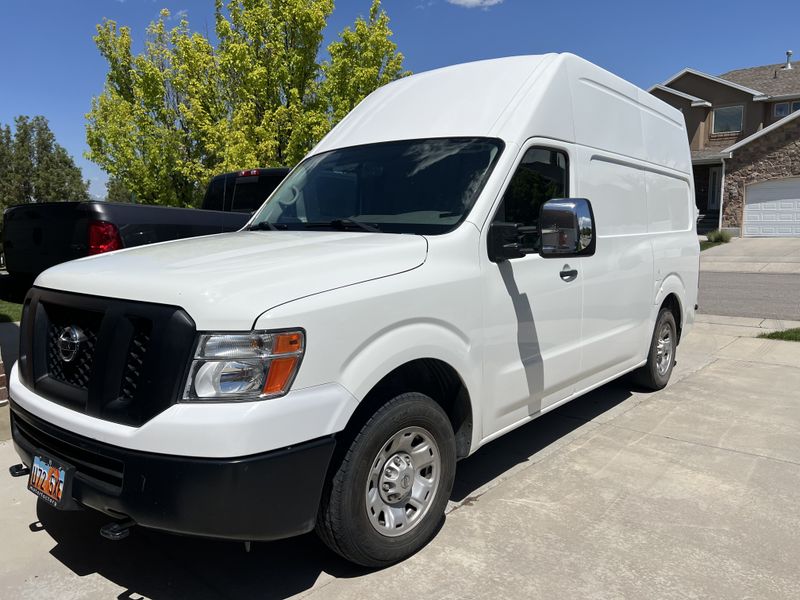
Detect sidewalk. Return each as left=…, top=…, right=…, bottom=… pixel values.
left=701, top=237, right=800, bottom=273
left=693, top=313, right=800, bottom=338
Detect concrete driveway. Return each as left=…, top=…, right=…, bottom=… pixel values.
left=701, top=237, right=800, bottom=273
left=2, top=324, right=799, bottom=599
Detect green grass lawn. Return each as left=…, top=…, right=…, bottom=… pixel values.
left=759, top=328, right=800, bottom=342
left=700, top=241, right=723, bottom=251
left=0, top=299, right=22, bottom=323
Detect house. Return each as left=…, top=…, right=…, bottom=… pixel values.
left=650, top=51, right=800, bottom=236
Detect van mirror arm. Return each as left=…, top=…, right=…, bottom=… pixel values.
left=488, top=222, right=537, bottom=262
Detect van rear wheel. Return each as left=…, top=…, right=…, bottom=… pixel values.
left=636, top=307, right=677, bottom=390
left=316, top=392, right=456, bottom=567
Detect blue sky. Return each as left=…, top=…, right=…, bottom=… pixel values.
left=1, top=0, right=797, bottom=197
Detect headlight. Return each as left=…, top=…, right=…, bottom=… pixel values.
left=182, top=330, right=304, bottom=401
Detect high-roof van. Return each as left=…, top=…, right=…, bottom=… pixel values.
left=9, top=53, right=699, bottom=567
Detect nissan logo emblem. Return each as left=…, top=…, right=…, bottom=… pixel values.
left=57, top=326, right=87, bottom=363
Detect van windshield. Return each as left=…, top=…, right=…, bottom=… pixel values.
left=249, top=137, right=504, bottom=235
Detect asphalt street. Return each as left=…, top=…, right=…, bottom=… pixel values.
left=699, top=272, right=800, bottom=320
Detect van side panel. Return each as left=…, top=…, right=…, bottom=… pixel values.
left=583, top=156, right=648, bottom=235
left=636, top=89, right=692, bottom=175
left=567, top=60, right=645, bottom=161
left=575, top=149, right=654, bottom=384
left=648, top=170, right=699, bottom=334
left=646, top=170, right=692, bottom=234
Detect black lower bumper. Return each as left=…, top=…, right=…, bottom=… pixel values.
left=9, top=400, right=336, bottom=541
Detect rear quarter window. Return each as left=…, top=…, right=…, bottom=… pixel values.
left=231, top=175, right=285, bottom=213
left=203, top=177, right=225, bottom=211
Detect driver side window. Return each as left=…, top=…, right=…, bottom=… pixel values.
left=493, top=147, right=568, bottom=250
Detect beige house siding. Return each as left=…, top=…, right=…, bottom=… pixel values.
left=685, top=105, right=708, bottom=150
left=649, top=89, right=708, bottom=150
left=722, top=117, right=800, bottom=229
left=666, top=72, right=766, bottom=148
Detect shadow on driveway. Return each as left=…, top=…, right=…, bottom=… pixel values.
left=32, top=379, right=637, bottom=600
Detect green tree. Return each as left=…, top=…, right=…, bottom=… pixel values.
left=105, top=176, right=134, bottom=202
left=322, top=0, right=408, bottom=123
left=0, top=116, right=88, bottom=209
left=85, top=0, right=407, bottom=207
left=0, top=124, right=13, bottom=207
left=86, top=15, right=203, bottom=207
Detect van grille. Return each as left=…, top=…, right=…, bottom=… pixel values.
left=46, top=322, right=99, bottom=389
left=18, top=288, right=196, bottom=427
left=120, top=326, right=151, bottom=403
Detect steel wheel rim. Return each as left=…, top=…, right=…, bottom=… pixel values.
left=365, top=426, right=441, bottom=537
left=655, top=323, right=673, bottom=376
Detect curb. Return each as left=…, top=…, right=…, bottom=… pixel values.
left=695, top=313, right=800, bottom=330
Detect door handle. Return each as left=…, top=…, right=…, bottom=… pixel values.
left=560, top=265, right=578, bottom=282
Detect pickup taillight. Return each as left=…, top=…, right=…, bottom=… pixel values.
left=88, top=220, right=123, bottom=255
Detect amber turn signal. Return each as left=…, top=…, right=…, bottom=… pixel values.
left=263, top=356, right=299, bottom=395
left=274, top=332, right=303, bottom=354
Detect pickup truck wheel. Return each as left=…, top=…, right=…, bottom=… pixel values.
left=316, top=392, right=456, bottom=567
left=636, top=307, right=677, bottom=391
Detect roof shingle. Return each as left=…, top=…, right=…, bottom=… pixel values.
left=719, top=62, right=800, bottom=97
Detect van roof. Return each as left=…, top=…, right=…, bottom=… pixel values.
left=313, top=53, right=691, bottom=175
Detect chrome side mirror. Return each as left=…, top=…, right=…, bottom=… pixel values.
left=539, top=198, right=596, bottom=258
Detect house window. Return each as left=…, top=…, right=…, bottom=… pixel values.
left=773, top=101, right=800, bottom=118
left=712, top=105, right=744, bottom=133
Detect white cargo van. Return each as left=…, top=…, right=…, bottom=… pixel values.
left=9, top=54, right=699, bottom=566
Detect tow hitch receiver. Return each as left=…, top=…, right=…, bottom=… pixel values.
left=9, top=464, right=31, bottom=477
left=100, top=519, right=136, bottom=541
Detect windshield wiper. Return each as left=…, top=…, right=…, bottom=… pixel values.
left=247, top=221, right=286, bottom=231
left=304, top=219, right=380, bottom=233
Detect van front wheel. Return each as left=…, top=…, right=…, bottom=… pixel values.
left=316, top=393, right=456, bottom=567
left=636, top=307, right=677, bottom=390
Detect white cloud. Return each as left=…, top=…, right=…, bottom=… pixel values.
left=164, top=9, right=189, bottom=22
left=446, top=0, right=504, bottom=8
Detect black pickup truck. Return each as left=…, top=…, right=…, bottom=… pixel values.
left=3, top=168, right=289, bottom=282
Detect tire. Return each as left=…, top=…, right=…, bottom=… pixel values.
left=316, top=392, right=456, bottom=567
left=635, top=307, right=677, bottom=391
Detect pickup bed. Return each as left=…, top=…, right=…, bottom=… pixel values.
left=2, top=168, right=289, bottom=282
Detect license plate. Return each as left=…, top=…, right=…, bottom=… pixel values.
left=27, top=454, right=71, bottom=508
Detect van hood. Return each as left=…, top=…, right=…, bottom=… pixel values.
left=35, top=231, right=428, bottom=330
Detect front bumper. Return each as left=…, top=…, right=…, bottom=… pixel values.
left=10, top=400, right=336, bottom=541
left=9, top=362, right=357, bottom=457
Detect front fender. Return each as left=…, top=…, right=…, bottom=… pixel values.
left=339, top=318, right=478, bottom=402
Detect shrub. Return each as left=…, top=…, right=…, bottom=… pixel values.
left=706, top=229, right=732, bottom=243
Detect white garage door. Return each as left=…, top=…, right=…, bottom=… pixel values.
left=744, top=178, right=800, bottom=237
